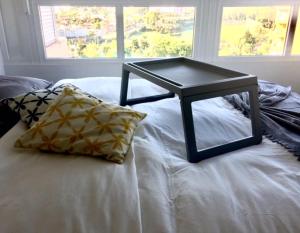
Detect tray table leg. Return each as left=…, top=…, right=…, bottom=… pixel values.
left=248, top=86, right=262, bottom=144
left=180, top=97, right=198, bottom=161
left=120, top=69, right=130, bottom=106
left=180, top=86, right=262, bottom=163
left=120, top=66, right=175, bottom=106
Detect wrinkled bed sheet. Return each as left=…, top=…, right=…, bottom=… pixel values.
left=0, top=77, right=299, bottom=233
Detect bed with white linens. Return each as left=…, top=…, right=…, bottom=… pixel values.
left=0, top=77, right=300, bottom=233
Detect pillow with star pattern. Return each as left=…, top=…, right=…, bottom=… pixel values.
left=6, top=83, right=101, bottom=127
left=15, top=87, right=146, bottom=164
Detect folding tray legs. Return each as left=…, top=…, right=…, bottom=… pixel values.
left=180, top=85, right=262, bottom=163
left=120, top=64, right=262, bottom=163
left=120, top=69, right=175, bottom=106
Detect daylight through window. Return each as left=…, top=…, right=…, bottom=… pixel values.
left=124, top=7, right=195, bottom=58
left=38, top=4, right=299, bottom=60
left=219, top=6, right=291, bottom=56
left=39, top=6, right=117, bottom=59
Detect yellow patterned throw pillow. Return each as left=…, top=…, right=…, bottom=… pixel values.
left=15, top=87, right=146, bottom=164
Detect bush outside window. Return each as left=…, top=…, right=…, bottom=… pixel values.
left=219, top=6, right=291, bottom=56
left=124, top=7, right=195, bottom=58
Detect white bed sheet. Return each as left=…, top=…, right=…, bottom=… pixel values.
left=1, top=77, right=300, bottom=233
left=0, top=123, right=142, bottom=233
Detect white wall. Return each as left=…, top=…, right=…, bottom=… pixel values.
left=4, top=61, right=300, bottom=90
left=0, top=2, right=4, bottom=75
left=4, top=62, right=122, bottom=82
left=0, top=46, right=4, bottom=75
left=1, top=0, right=300, bottom=91
left=214, top=61, right=300, bottom=91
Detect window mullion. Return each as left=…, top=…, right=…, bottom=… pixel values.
left=192, top=5, right=201, bottom=59
left=285, top=5, right=299, bottom=56
left=116, top=6, right=124, bottom=60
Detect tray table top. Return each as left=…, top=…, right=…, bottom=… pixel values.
left=126, top=57, right=257, bottom=97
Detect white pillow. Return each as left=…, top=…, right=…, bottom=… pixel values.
left=54, top=77, right=125, bottom=104
left=53, top=77, right=167, bottom=104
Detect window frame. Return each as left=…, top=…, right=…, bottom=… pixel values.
left=290, top=5, right=300, bottom=55
left=31, top=0, right=300, bottom=63
left=213, top=0, right=300, bottom=62
left=31, top=0, right=201, bottom=63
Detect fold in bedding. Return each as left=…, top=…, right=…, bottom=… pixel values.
left=225, top=80, right=300, bottom=158
left=134, top=136, right=300, bottom=233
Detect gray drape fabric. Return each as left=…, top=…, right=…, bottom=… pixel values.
left=225, top=80, right=300, bottom=160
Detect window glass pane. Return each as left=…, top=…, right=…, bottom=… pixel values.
left=124, top=7, right=195, bottom=58
left=219, top=6, right=291, bottom=56
left=39, top=6, right=117, bottom=59
left=292, top=8, right=300, bottom=55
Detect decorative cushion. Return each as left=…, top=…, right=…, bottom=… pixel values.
left=15, top=87, right=146, bottom=164
left=0, top=75, right=52, bottom=136
left=7, top=83, right=100, bottom=127
left=0, top=101, right=19, bottom=137
left=0, top=75, right=52, bottom=99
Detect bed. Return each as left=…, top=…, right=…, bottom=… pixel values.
left=0, top=77, right=300, bottom=233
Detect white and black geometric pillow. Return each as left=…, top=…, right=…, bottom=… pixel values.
left=7, top=83, right=101, bottom=128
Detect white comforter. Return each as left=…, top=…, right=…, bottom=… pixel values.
left=0, top=123, right=142, bottom=233
left=1, top=77, right=300, bottom=233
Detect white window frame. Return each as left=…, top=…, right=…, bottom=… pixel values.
left=30, top=0, right=202, bottom=63
left=213, top=0, right=300, bottom=62
left=28, top=0, right=300, bottom=64
left=289, top=5, right=300, bottom=56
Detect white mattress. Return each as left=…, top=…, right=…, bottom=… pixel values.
left=1, top=77, right=300, bottom=233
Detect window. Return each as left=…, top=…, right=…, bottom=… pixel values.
left=124, top=7, right=195, bottom=58
left=219, top=6, right=291, bottom=56
left=38, top=5, right=195, bottom=59
left=292, top=8, right=300, bottom=55
left=39, top=6, right=117, bottom=58
left=36, top=2, right=299, bottom=60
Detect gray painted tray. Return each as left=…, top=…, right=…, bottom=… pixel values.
left=131, top=58, right=245, bottom=87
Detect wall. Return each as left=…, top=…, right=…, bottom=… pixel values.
left=1, top=0, right=300, bottom=91
left=0, top=3, right=4, bottom=75
left=215, top=61, right=300, bottom=91
left=5, top=61, right=300, bottom=90
left=0, top=46, right=4, bottom=75
left=4, top=62, right=122, bottom=82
